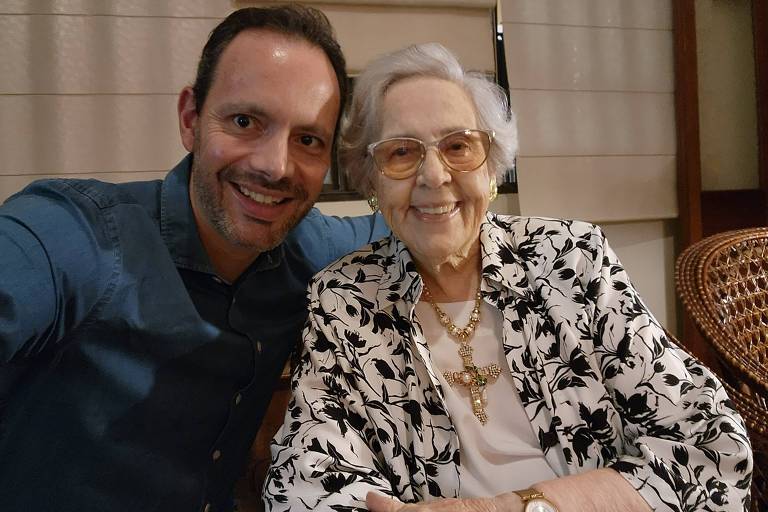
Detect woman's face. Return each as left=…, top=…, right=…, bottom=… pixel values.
left=374, top=76, right=492, bottom=270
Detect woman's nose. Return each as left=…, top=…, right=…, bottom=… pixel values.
left=416, top=147, right=451, bottom=188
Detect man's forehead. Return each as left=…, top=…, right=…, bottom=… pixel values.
left=203, top=29, right=340, bottom=132
left=209, top=29, right=338, bottom=98
left=217, top=29, right=331, bottom=79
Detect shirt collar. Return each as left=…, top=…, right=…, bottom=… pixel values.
left=159, top=155, right=282, bottom=276
left=374, top=212, right=531, bottom=310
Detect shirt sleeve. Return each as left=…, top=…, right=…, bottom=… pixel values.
left=322, top=211, right=390, bottom=258
left=263, top=280, right=396, bottom=512
left=286, top=209, right=390, bottom=272
left=589, top=229, right=753, bottom=511
left=0, top=181, right=114, bottom=365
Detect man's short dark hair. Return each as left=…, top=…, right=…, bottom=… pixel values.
left=192, top=5, right=348, bottom=115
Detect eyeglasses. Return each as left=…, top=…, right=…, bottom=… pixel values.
left=366, top=129, right=494, bottom=180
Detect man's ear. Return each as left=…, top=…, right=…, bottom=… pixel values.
left=178, top=86, right=198, bottom=152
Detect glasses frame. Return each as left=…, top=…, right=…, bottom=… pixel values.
left=366, top=129, right=495, bottom=180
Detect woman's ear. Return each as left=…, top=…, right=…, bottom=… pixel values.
left=177, top=86, right=198, bottom=152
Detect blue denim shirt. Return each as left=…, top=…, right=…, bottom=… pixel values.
left=0, top=155, right=388, bottom=512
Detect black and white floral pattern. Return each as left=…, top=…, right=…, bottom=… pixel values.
left=265, top=214, right=752, bottom=512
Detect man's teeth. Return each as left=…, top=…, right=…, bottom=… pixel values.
left=416, top=204, right=454, bottom=215
left=238, top=185, right=283, bottom=204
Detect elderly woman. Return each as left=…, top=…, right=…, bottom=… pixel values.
left=264, top=44, right=752, bottom=512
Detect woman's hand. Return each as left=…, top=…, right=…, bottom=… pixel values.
left=366, top=469, right=652, bottom=512
left=365, top=492, right=522, bottom=512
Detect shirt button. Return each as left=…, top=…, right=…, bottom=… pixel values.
left=234, top=393, right=242, bottom=406
left=212, top=449, right=222, bottom=461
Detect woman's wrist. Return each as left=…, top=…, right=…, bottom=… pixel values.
left=494, top=490, right=526, bottom=511
left=530, top=469, right=651, bottom=512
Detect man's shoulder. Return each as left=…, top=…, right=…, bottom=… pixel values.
left=9, top=177, right=163, bottom=213
left=284, top=208, right=388, bottom=268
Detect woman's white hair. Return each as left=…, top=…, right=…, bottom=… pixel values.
left=339, top=42, right=518, bottom=197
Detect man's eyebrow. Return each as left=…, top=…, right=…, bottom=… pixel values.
left=217, top=102, right=268, bottom=117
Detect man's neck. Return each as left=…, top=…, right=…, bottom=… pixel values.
left=208, top=246, right=259, bottom=284
left=195, top=220, right=260, bottom=284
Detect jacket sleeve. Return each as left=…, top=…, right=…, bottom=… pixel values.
left=263, top=280, right=396, bottom=512
left=590, top=229, right=753, bottom=511
left=0, top=181, right=113, bottom=365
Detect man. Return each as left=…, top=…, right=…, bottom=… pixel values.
left=0, top=6, right=386, bottom=511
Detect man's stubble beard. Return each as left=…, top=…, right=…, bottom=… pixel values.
left=189, top=150, right=315, bottom=253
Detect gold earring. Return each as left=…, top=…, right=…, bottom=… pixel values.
left=367, top=194, right=379, bottom=212
left=489, top=177, right=498, bottom=202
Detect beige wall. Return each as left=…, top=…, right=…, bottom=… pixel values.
left=696, top=0, right=759, bottom=191
left=500, top=0, right=678, bottom=330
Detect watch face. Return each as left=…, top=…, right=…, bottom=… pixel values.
left=526, top=499, right=557, bottom=512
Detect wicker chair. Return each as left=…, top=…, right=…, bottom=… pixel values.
left=675, top=228, right=768, bottom=511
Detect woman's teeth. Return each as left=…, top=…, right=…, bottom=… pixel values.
left=416, top=204, right=455, bottom=215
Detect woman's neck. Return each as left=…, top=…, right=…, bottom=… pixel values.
left=416, top=249, right=482, bottom=303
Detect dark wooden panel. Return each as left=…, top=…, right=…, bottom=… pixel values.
left=673, top=0, right=703, bottom=250
left=673, top=0, right=713, bottom=368
left=701, top=189, right=767, bottom=237
left=754, top=0, right=768, bottom=224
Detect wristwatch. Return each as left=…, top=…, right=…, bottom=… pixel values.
left=513, top=488, right=559, bottom=512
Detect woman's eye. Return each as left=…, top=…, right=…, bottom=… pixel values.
left=233, top=115, right=251, bottom=129
left=393, top=147, right=410, bottom=157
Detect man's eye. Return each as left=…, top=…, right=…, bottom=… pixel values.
left=233, top=115, right=251, bottom=128
left=299, top=135, right=320, bottom=147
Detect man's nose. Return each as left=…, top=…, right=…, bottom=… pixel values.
left=246, top=132, right=292, bottom=182
left=416, top=147, right=451, bottom=188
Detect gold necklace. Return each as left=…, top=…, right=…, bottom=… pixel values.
left=422, top=285, right=501, bottom=424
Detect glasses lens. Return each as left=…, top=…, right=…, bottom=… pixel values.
left=373, top=139, right=424, bottom=178
left=438, top=130, right=491, bottom=172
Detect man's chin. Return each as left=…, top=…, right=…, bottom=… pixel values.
left=234, top=206, right=312, bottom=252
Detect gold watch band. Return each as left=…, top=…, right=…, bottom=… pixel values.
left=513, top=488, right=545, bottom=502
left=513, top=488, right=559, bottom=512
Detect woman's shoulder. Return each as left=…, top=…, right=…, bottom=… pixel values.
left=487, top=213, right=603, bottom=242
left=308, top=235, right=402, bottom=291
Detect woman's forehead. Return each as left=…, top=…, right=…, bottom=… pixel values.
left=379, top=77, right=477, bottom=138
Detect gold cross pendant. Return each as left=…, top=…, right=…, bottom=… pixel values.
left=443, top=343, right=501, bottom=424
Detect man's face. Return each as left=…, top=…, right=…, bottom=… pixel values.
left=180, top=29, right=340, bottom=261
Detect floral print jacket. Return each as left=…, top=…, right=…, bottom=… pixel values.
left=265, top=214, right=752, bottom=512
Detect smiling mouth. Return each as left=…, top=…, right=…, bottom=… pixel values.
left=414, top=203, right=457, bottom=215
left=237, top=184, right=288, bottom=205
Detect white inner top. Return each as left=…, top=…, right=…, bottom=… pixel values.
left=415, top=299, right=559, bottom=497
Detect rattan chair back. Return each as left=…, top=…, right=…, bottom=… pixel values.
left=676, top=228, right=768, bottom=401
